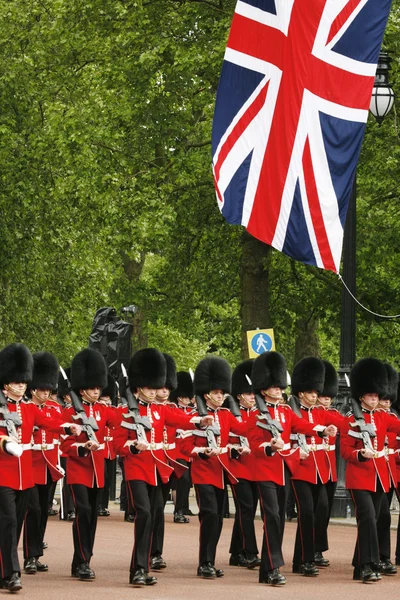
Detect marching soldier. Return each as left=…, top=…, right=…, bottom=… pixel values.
left=247, top=352, right=337, bottom=585
left=289, top=357, right=340, bottom=577
left=57, top=368, right=75, bottom=522
left=313, top=360, right=344, bottom=567
left=97, top=374, right=118, bottom=517
left=61, top=348, right=118, bottom=581
left=0, top=343, right=79, bottom=593
left=170, top=371, right=196, bottom=523
left=150, top=353, right=178, bottom=571
left=113, top=348, right=211, bottom=587
left=340, top=358, right=400, bottom=582
left=227, top=360, right=260, bottom=569
left=23, top=352, right=64, bottom=574
left=180, top=356, right=248, bottom=580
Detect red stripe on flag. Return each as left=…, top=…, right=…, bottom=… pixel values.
left=327, top=0, right=364, bottom=45
left=302, top=138, right=336, bottom=272
left=214, top=80, right=270, bottom=184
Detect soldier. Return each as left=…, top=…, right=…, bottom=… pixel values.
left=150, top=352, right=178, bottom=571
left=227, top=360, right=260, bottom=569
left=113, top=348, right=211, bottom=587
left=289, top=357, right=340, bottom=577
left=61, top=348, right=119, bottom=581
left=23, top=352, right=64, bottom=574
left=97, top=374, right=118, bottom=517
left=313, top=360, right=344, bottom=567
left=341, top=358, right=400, bottom=582
left=0, top=343, right=79, bottom=593
left=247, top=352, right=337, bottom=585
left=180, top=356, right=249, bottom=580
left=169, top=371, right=196, bottom=523
left=56, top=369, right=75, bottom=522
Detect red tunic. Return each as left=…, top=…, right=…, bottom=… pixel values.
left=340, top=408, right=400, bottom=492
left=31, top=400, right=64, bottom=485
left=180, top=407, right=248, bottom=489
left=0, top=399, right=65, bottom=490
left=313, top=406, right=346, bottom=483
left=289, top=404, right=342, bottom=485
left=226, top=406, right=255, bottom=481
left=61, top=402, right=119, bottom=488
left=113, top=400, right=197, bottom=486
left=247, top=403, right=327, bottom=486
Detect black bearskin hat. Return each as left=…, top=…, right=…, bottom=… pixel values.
left=382, top=363, right=398, bottom=403
left=251, top=352, right=287, bottom=393
left=71, top=348, right=108, bottom=391
left=163, top=353, right=177, bottom=391
left=350, top=358, right=388, bottom=400
left=321, top=360, right=338, bottom=398
left=0, top=343, right=33, bottom=386
left=194, top=356, right=231, bottom=396
left=57, top=367, right=70, bottom=398
left=291, top=357, right=325, bottom=396
left=101, top=374, right=117, bottom=402
left=231, top=360, right=253, bottom=398
left=170, top=371, right=194, bottom=403
left=29, top=352, right=59, bottom=390
left=128, top=348, right=166, bottom=390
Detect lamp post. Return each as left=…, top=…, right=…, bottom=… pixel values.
left=332, top=51, right=395, bottom=517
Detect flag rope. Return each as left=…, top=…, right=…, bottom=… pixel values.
left=338, top=274, right=400, bottom=319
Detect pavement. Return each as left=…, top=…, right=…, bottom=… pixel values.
left=12, top=497, right=400, bottom=600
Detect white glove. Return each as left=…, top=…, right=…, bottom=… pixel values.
left=5, top=441, right=23, bottom=457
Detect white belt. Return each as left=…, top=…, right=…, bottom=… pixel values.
left=307, top=443, right=336, bottom=451
left=282, top=443, right=291, bottom=451
left=374, top=449, right=386, bottom=458
left=21, top=444, right=32, bottom=451
left=193, top=446, right=227, bottom=454
left=31, top=443, right=55, bottom=451
left=387, top=448, right=396, bottom=455
left=104, top=437, right=113, bottom=442
left=53, top=440, right=60, bottom=445
left=164, top=442, right=176, bottom=450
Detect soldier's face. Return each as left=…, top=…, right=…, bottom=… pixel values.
left=317, top=396, right=332, bottom=408
left=156, top=387, right=170, bottom=403
left=139, top=387, right=157, bottom=402
left=299, top=390, right=318, bottom=407
left=33, top=389, right=51, bottom=404
left=264, top=387, right=282, bottom=402
left=360, top=393, right=379, bottom=410
left=178, top=396, right=191, bottom=407
left=239, top=392, right=255, bottom=409
left=81, top=387, right=101, bottom=403
left=206, top=389, right=224, bottom=409
left=378, top=398, right=391, bottom=410
left=5, top=382, right=27, bottom=400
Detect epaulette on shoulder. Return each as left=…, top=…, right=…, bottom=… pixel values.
left=250, top=406, right=258, bottom=412
left=328, top=407, right=339, bottom=413
left=375, top=407, right=385, bottom=413
left=23, top=399, right=34, bottom=404
left=219, top=407, right=229, bottom=411
left=167, top=402, right=177, bottom=408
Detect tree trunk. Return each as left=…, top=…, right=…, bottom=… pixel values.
left=293, top=313, right=321, bottom=366
left=120, top=250, right=148, bottom=351
left=240, top=231, right=272, bottom=359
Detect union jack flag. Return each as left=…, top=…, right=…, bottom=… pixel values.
left=212, top=0, right=392, bottom=272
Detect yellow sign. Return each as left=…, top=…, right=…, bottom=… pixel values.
left=246, top=329, right=275, bottom=358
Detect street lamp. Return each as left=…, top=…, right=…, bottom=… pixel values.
left=333, top=50, right=396, bottom=517
left=369, top=52, right=395, bottom=125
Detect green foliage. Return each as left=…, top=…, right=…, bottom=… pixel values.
left=0, top=0, right=399, bottom=373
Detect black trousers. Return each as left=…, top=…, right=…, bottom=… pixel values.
left=257, top=481, right=286, bottom=580
left=377, top=486, right=394, bottom=560
left=292, top=478, right=324, bottom=566
left=59, top=458, right=74, bottom=519
left=150, top=480, right=170, bottom=557
left=195, top=484, right=225, bottom=566
left=229, top=479, right=258, bottom=557
left=98, top=458, right=115, bottom=509
left=314, top=480, right=336, bottom=553
left=350, top=485, right=385, bottom=567
left=175, top=460, right=191, bottom=513
left=69, top=484, right=100, bottom=569
left=23, top=478, right=54, bottom=559
left=0, top=486, right=30, bottom=579
left=127, top=479, right=161, bottom=573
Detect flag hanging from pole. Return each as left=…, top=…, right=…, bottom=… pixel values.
left=212, top=0, right=393, bottom=273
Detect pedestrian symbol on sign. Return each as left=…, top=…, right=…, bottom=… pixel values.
left=251, top=333, right=273, bottom=355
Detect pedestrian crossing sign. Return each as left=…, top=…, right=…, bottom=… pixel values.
left=246, top=329, right=275, bottom=358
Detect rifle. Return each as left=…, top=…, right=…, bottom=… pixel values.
left=0, top=389, right=22, bottom=440
left=287, top=396, right=310, bottom=455
left=193, top=395, right=220, bottom=450
left=226, top=395, right=249, bottom=448
left=120, top=364, right=151, bottom=444
left=255, top=393, right=284, bottom=440
left=60, top=367, right=99, bottom=443
left=348, top=397, right=376, bottom=453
